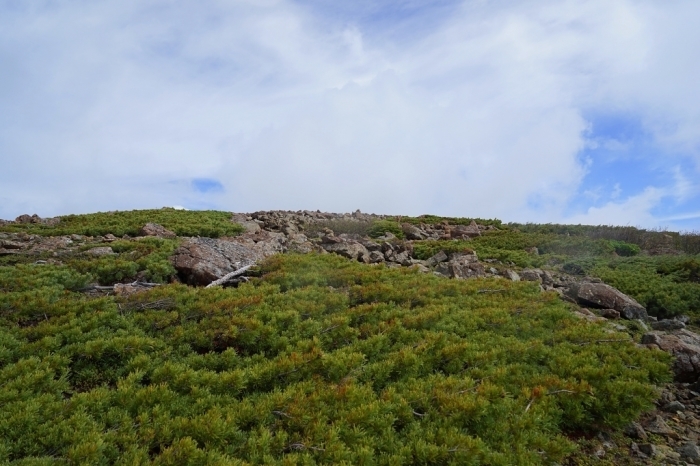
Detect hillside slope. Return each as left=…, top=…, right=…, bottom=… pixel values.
left=1, top=209, right=699, bottom=464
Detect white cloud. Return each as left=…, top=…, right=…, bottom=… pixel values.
left=0, top=0, right=699, bottom=229
left=563, top=187, right=664, bottom=227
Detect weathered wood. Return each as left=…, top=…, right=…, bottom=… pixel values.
left=205, top=264, right=254, bottom=288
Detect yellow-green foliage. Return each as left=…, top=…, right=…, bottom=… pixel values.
left=367, top=220, right=405, bottom=239
left=0, top=254, right=671, bottom=464
left=0, top=209, right=243, bottom=238
left=402, top=216, right=503, bottom=228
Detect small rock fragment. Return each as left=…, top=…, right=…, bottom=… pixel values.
left=601, top=308, right=620, bottom=319
left=637, top=444, right=657, bottom=457
left=662, top=401, right=686, bottom=413
left=86, top=247, right=116, bottom=256
left=624, top=422, right=648, bottom=440
left=644, top=415, right=674, bottom=435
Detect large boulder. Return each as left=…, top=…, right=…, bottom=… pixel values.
left=642, top=330, right=700, bottom=382
left=172, top=238, right=261, bottom=286
left=565, top=281, right=648, bottom=320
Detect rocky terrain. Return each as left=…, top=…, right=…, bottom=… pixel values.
left=2, top=209, right=700, bottom=464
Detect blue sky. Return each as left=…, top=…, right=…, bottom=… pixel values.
left=1, top=0, right=699, bottom=230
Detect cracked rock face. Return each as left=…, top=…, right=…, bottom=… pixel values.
left=172, top=237, right=261, bottom=286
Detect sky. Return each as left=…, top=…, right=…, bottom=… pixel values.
left=1, top=0, right=699, bottom=230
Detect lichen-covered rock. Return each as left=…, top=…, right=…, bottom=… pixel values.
left=172, top=237, right=260, bottom=286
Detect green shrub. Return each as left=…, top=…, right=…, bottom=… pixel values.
left=367, top=220, right=405, bottom=239
left=0, top=253, right=671, bottom=464
left=0, top=209, right=243, bottom=238
left=609, top=240, right=641, bottom=257
left=67, top=238, right=179, bottom=285
left=591, top=256, right=700, bottom=318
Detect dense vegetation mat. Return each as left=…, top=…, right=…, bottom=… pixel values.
left=0, top=253, right=671, bottom=464
left=0, top=209, right=243, bottom=238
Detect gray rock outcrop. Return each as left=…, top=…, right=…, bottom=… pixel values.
left=566, top=281, right=648, bottom=320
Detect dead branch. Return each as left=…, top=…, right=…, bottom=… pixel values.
left=206, top=264, right=254, bottom=288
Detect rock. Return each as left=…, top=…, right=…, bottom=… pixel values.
left=401, top=223, right=427, bottom=240
left=676, top=315, right=691, bottom=324
left=519, top=269, right=543, bottom=282
left=139, top=223, right=177, bottom=239
left=231, top=214, right=262, bottom=234
left=637, top=444, right=657, bottom=457
left=624, top=422, right=648, bottom=440
left=424, top=250, right=448, bottom=267
left=377, top=231, right=397, bottom=241
left=662, top=401, right=686, bottom=413
left=232, top=230, right=288, bottom=258
left=361, top=240, right=382, bottom=252
left=322, top=240, right=371, bottom=263
left=641, top=330, right=700, bottom=382
left=86, top=247, right=116, bottom=256
left=368, top=250, right=385, bottom=263
left=172, top=237, right=260, bottom=286
left=502, top=269, right=520, bottom=281
left=565, top=281, right=648, bottom=320
left=644, top=415, right=674, bottom=436
left=653, top=319, right=686, bottom=331
left=434, top=253, right=485, bottom=279
left=449, top=221, right=481, bottom=239
left=0, top=240, right=25, bottom=249
left=286, top=233, right=315, bottom=254
left=601, top=308, right=621, bottom=319
left=677, top=442, right=700, bottom=462
left=104, top=234, right=118, bottom=242
left=15, top=214, right=41, bottom=224
left=393, top=250, right=412, bottom=266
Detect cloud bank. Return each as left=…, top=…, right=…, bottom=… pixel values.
left=1, top=0, right=699, bottom=229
